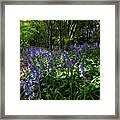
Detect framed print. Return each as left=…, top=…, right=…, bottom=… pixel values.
left=0, top=0, right=119, bottom=119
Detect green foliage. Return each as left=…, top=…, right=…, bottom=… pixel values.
left=20, top=20, right=100, bottom=100
left=20, top=20, right=100, bottom=49
left=20, top=46, right=100, bottom=100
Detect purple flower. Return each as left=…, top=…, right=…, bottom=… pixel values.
left=20, top=81, right=24, bottom=86
left=23, top=48, right=28, bottom=64
left=29, top=48, right=35, bottom=58
left=93, top=42, right=99, bottom=49
left=35, top=48, right=40, bottom=56
left=74, top=43, right=77, bottom=48
left=33, top=80, right=38, bottom=84
left=80, top=41, right=88, bottom=51
left=32, top=70, right=38, bottom=79
left=26, top=79, right=32, bottom=86
left=79, top=64, right=87, bottom=77
left=29, top=86, right=33, bottom=91
left=74, top=48, right=80, bottom=59
left=23, top=84, right=27, bottom=91
left=25, top=91, right=31, bottom=96
left=44, top=53, right=49, bottom=61
left=69, top=44, right=74, bottom=49
left=74, top=48, right=79, bottom=55
left=79, top=64, right=84, bottom=70
left=64, top=46, right=69, bottom=51
left=82, top=71, right=86, bottom=75
left=40, top=63, right=44, bottom=70
left=40, top=71, right=44, bottom=78
left=29, top=64, right=35, bottom=70
left=64, top=54, right=72, bottom=67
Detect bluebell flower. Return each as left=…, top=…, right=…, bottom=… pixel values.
left=74, top=43, right=77, bottom=48
left=32, top=70, right=38, bottom=79
left=23, top=56, right=27, bottom=64
left=46, top=66, right=49, bottom=73
left=38, top=58, right=44, bottom=70
left=23, top=49, right=28, bottom=64
left=82, top=71, right=86, bottom=75
left=35, top=48, right=40, bottom=56
left=44, top=53, right=49, bottom=61
left=41, top=49, right=47, bottom=55
left=67, top=61, right=72, bottom=68
left=64, top=52, right=72, bottom=68
left=33, top=80, right=38, bottom=84
left=74, top=48, right=79, bottom=55
left=29, top=63, right=35, bottom=70
left=23, top=84, right=27, bottom=91
left=69, top=44, right=74, bottom=49
left=93, top=42, right=99, bottom=49
left=74, top=48, right=80, bottom=59
left=20, top=81, right=24, bottom=86
left=64, top=46, right=69, bottom=51
left=79, top=64, right=87, bottom=77
left=83, top=41, right=88, bottom=49
left=79, top=64, right=84, bottom=71
left=25, top=91, right=31, bottom=96
left=80, top=41, right=88, bottom=50
left=29, top=86, right=33, bottom=91
left=40, top=71, right=44, bottom=78
left=29, top=48, right=35, bottom=58
left=26, top=79, right=32, bottom=86
left=40, top=63, right=44, bottom=70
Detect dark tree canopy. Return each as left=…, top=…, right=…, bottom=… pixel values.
left=20, top=20, right=100, bottom=50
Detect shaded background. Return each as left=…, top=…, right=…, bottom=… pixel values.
left=20, top=20, right=100, bottom=49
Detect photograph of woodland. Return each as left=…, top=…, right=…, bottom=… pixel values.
left=20, top=20, right=100, bottom=100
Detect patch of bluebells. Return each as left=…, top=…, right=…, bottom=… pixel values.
left=20, top=41, right=100, bottom=100
left=92, top=42, right=100, bottom=50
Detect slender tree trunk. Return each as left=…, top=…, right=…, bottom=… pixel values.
left=68, top=20, right=70, bottom=46
left=50, top=21, right=53, bottom=51
left=62, top=20, right=65, bottom=48
left=60, top=21, right=62, bottom=49
left=45, top=21, right=47, bottom=49
left=47, top=20, right=50, bottom=51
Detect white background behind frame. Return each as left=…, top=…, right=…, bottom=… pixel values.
left=5, top=5, right=115, bottom=115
